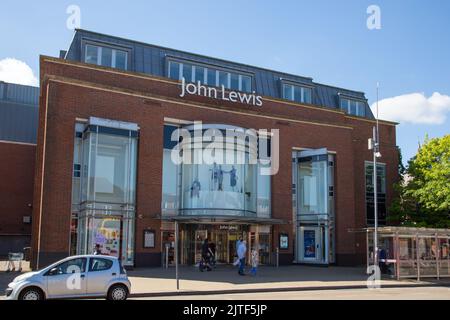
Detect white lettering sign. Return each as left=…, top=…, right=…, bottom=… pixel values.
left=180, top=77, right=263, bottom=106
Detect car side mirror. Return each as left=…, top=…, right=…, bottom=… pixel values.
left=48, top=267, right=59, bottom=276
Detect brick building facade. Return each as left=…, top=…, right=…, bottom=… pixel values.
left=30, top=30, right=398, bottom=269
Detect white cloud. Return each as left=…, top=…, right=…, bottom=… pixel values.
left=0, top=58, right=38, bottom=86
left=371, top=92, right=450, bottom=124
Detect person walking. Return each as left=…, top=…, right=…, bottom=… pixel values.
left=208, top=242, right=217, bottom=268
left=233, top=237, right=243, bottom=266
left=250, top=247, right=259, bottom=276
left=237, top=240, right=247, bottom=275
left=200, top=238, right=212, bottom=271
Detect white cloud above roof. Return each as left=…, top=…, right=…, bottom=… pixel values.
left=0, top=58, right=38, bottom=86
left=371, top=92, right=450, bottom=125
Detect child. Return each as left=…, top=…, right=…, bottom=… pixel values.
left=250, top=247, right=259, bottom=276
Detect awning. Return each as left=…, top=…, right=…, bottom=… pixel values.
left=159, top=215, right=287, bottom=225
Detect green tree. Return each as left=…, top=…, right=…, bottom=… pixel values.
left=388, top=135, right=450, bottom=227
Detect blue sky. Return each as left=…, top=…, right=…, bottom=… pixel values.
left=1, top=0, right=449, bottom=164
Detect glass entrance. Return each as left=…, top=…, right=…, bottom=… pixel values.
left=293, top=148, right=334, bottom=264
left=298, top=226, right=325, bottom=263
left=180, top=224, right=251, bottom=265
left=77, top=214, right=134, bottom=265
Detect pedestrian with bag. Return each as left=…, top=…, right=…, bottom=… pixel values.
left=237, top=240, right=247, bottom=276
left=250, top=247, right=259, bottom=276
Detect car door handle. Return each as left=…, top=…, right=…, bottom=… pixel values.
left=80, top=274, right=85, bottom=278
left=112, top=273, right=117, bottom=276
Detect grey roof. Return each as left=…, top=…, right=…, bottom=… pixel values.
left=0, top=81, right=39, bottom=144
left=65, top=29, right=374, bottom=119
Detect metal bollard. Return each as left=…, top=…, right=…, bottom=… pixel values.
left=165, top=244, right=169, bottom=269
left=276, top=247, right=279, bottom=268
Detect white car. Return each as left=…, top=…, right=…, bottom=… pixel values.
left=5, top=255, right=131, bottom=300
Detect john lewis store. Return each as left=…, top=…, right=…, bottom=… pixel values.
left=30, top=29, right=398, bottom=269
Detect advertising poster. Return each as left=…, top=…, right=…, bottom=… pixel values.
left=304, top=230, right=316, bottom=259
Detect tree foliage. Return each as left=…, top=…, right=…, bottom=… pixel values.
left=388, top=135, right=450, bottom=228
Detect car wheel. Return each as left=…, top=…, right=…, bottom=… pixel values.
left=107, top=284, right=128, bottom=301
left=19, top=287, right=44, bottom=300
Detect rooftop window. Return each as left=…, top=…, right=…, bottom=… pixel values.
left=282, top=83, right=312, bottom=104
left=340, top=98, right=366, bottom=117
left=168, top=60, right=252, bottom=93
left=84, top=44, right=128, bottom=70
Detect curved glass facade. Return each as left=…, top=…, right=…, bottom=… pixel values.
left=162, top=124, right=271, bottom=218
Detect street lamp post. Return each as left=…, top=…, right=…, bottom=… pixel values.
left=369, top=83, right=381, bottom=269
left=373, top=126, right=379, bottom=268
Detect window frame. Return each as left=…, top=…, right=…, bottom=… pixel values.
left=340, top=97, right=366, bottom=117
left=281, top=82, right=313, bottom=104
left=88, top=257, right=114, bottom=272
left=364, top=161, right=387, bottom=226
left=83, top=42, right=130, bottom=70
left=166, top=58, right=254, bottom=92
left=45, top=257, right=87, bottom=276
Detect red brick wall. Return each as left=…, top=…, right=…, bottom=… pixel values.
left=0, top=142, right=35, bottom=236
left=31, top=56, right=398, bottom=268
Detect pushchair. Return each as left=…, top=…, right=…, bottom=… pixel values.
left=199, top=254, right=212, bottom=272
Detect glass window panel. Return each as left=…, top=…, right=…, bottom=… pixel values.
left=54, top=258, right=87, bottom=274
left=207, top=69, right=217, bottom=86
left=89, top=258, right=113, bottom=271
left=230, top=73, right=239, bottom=90
left=194, top=66, right=205, bottom=84
left=294, top=86, right=303, bottom=103
left=162, top=149, right=179, bottom=216
left=218, top=71, right=229, bottom=88
left=85, top=45, right=98, bottom=65
left=298, top=158, right=328, bottom=215
left=101, top=47, right=113, bottom=67
left=115, top=50, right=127, bottom=70
left=357, top=102, right=366, bottom=117
left=340, top=98, right=349, bottom=110
left=257, top=164, right=271, bottom=218
left=241, top=75, right=252, bottom=92
left=350, top=100, right=357, bottom=115
left=169, top=61, right=180, bottom=80
left=182, top=63, right=193, bottom=82
left=303, top=87, right=312, bottom=104
left=83, top=132, right=138, bottom=204
left=283, top=84, right=293, bottom=100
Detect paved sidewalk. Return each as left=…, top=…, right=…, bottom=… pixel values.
left=126, top=265, right=450, bottom=297
left=1, top=263, right=449, bottom=299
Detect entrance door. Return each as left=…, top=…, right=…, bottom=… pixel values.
left=194, top=230, right=207, bottom=264
left=213, top=231, right=228, bottom=263
left=90, top=218, right=122, bottom=258
left=299, top=226, right=323, bottom=263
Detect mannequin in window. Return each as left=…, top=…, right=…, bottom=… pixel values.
left=190, top=179, right=201, bottom=198
left=228, top=165, right=238, bottom=191
left=218, top=165, right=224, bottom=191
left=210, top=162, right=219, bottom=191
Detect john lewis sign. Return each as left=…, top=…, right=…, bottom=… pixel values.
left=179, top=77, right=263, bottom=107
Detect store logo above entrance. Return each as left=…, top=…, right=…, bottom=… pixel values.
left=219, top=225, right=239, bottom=231
left=179, top=77, right=263, bottom=107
